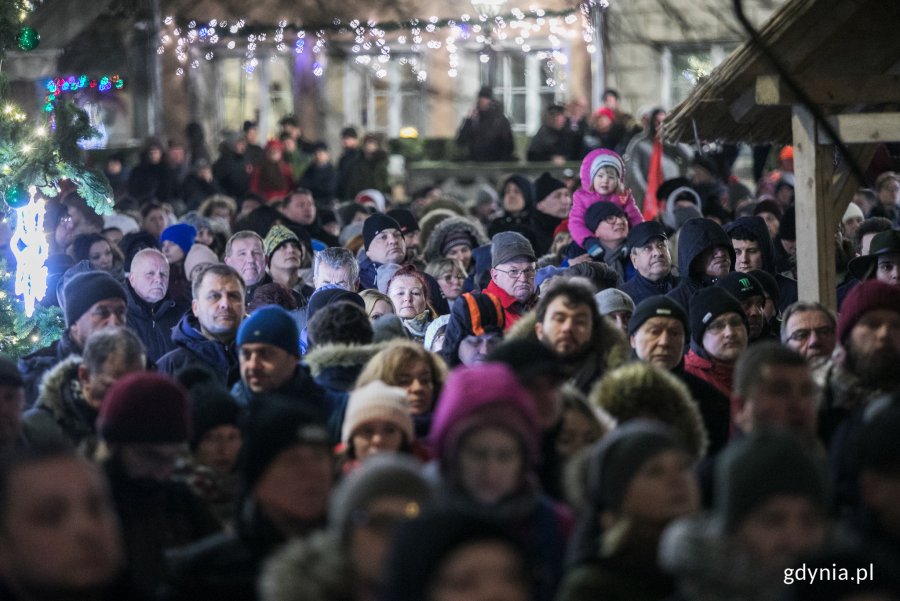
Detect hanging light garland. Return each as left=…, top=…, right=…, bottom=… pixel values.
left=157, top=2, right=609, bottom=88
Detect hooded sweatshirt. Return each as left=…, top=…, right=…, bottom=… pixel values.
left=666, top=218, right=735, bottom=316
left=569, top=148, right=643, bottom=248
left=723, top=216, right=798, bottom=312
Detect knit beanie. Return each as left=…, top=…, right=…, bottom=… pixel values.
left=501, top=175, right=535, bottom=211
left=534, top=172, right=566, bottom=203
left=748, top=269, right=779, bottom=306
left=837, top=279, right=900, bottom=344
left=372, top=314, right=410, bottom=343
left=341, top=380, right=414, bottom=445
left=441, top=292, right=506, bottom=367
left=430, top=363, right=540, bottom=471
left=241, top=400, right=331, bottom=492
left=584, top=201, right=626, bottom=233
left=715, top=271, right=765, bottom=303
left=715, top=430, right=827, bottom=532
left=490, top=231, right=536, bottom=268
left=184, top=243, right=220, bottom=280
left=386, top=208, right=420, bottom=235
left=263, top=224, right=301, bottom=262
left=160, top=223, right=197, bottom=256
left=595, top=288, right=635, bottom=316
left=189, top=384, right=241, bottom=450
left=307, top=285, right=365, bottom=323
left=842, top=202, right=864, bottom=223
left=628, top=295, right=688, bottom=336
left=363, top=214, right=402, bottom=250
left=237, top=305, right=301, bottom=356
left=587, top=420, right=683, bottom=511
left=98, top=372, right=191, bottom=444
left=63, top=271, right=127, bottom=327
left=689, top=286, right=746, bottom=346
left=589, top=151, right=624, bottom=182
left=329, top=454, right=432, bottom=542
left=753, top=199, right=783, bottom=221
left=356, top=189, right=387, bottom=213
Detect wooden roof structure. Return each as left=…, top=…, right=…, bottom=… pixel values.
left=664, top=0, right=900, bottom=309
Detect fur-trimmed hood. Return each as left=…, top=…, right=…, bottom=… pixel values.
left=24, top=356, right=98, bottom=446
left=259, top=531, right=353, bottom=601
left=589, top=361, right=709, bottom=458
left=659, top=514, right=789, bottom=601
left=505, top=310, right=631, bottom=394
left=422, top=216, right=489, bottom=263
left=303, top=342, right=389, bottom=378
left=34, top=356, right=84, bottom=422
left=418, top=208, right=461, bottom=255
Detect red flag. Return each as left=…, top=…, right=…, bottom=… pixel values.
left=644, top=136, right=664, bottom=221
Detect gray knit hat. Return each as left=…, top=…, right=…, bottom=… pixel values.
left=595, top=288, right=635, bottom=316
left=491, top=231, right=535, bottom=268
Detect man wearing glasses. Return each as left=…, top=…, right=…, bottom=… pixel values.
left=780, top=301, right=837, bottom=377
left=620, top=221, right=678, bottom=305
left=684, top=286, right=749, bottom=398
left=573, top=201, right=632, bottom=282
left=485, top=231, right=538, bottom=330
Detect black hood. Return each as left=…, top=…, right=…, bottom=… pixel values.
left=724, top=215, right=776, bottom=274
left=677, top=217, right=735, bottom=281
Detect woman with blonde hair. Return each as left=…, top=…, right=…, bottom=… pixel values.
left=356, top=339, right=447, bottom=438
left=359, top=289, right=395, bottom=322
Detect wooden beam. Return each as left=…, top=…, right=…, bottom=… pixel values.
left=729, top=87, right=757, bottom=122
left=757, top=74, right=900, bottom=106
left=792, top=105, right=837, bottom=310
left=818, top=113, right=900, bottom=143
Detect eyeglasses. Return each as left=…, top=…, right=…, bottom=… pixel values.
left=787, top=326, right=835, bottom=343
left=494, top=266, right=536, bottom=280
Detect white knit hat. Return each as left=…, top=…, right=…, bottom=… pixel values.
left=342, top=380, right=414, bottom=444
left=842, top=202, right=864, bottom=224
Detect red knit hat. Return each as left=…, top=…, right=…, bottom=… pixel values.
left=837, top=279, right=900, bottom=344
left=98, top=372, right=192, bottom=444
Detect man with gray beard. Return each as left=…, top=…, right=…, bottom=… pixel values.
left=819, top=280, right=900, bottom=445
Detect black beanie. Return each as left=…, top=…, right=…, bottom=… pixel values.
left=748, top=269, right=779, bottom=306
left=63, top=271, right=127, bottom=327
left=306, top=285, right=365, bottom=322
left=533, top=172, right=566, bottom=203
left=189, top=384, right=241, bottom=450
left=716, top=271, right=765, bottom=303
left=628, top=296, right=688, bottom=336
left=585, top=201, right=626, bottom=233
left=386, top=208, right=419, bottom=235
left=241, top=400, right=330, bottom=492
left=502, top=174, right=535, bottom=210
left=689, top=286, right=746, bottom=345
left=363, top=214, right=402, bottom=250
left=715, top=430, right=827, bottom=532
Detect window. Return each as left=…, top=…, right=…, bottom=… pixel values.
left=661, top=43, right=738, bottom=108
left=219, top=54, right=294, bottom=137
left=345, top=56, right=425, bottom=137
left=493, top=50, right=562, bottom=134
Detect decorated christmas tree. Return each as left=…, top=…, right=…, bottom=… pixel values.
left=1, top=0, right=114, bottom=356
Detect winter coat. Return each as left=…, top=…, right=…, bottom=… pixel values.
left=181, top=174, right=223, bottom=211
left=723, top=216, right=797, bottom=312
left=570, top=148, right=643, bottom=249
left=673, top=364, right=731, bottom=457
left=526, top=124, right=576, bottom=162
left=456, top=104, right=515, bottom=162
left=529, top=208, right=565, bottom=257
left=343, top=151, right=389, bottom=199
left=684, top=348, right=736, bottom=399
left=212, top=148, right=251, bottom=200
left=20, top=357, right=97, bottom=450
left=818, top=360, right=890, bottom=447
left=620, top=271, right=680, bottom=306
left=105, top=458, right=221, bottom=597
left=666, top=218, right=735, bottom=316
left=156, top=314, right=240, bottom=388
left=299, top=162, right=337, bottom=202
left=230, top=363, right=335, bottom=427
left=18, top=330, right=80, bottom=409
left=125, top=281, right=188, bottom=363
left=483, top=279, right=536, bottom=332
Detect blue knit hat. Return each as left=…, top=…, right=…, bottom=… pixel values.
left=160, top=223, right=197, bottom=255
left=236, top=305, right=300, bottom=356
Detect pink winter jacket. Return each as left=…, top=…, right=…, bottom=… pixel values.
left=569, top=148, right=643, bottom=247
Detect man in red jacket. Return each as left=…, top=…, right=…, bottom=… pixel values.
left=484, top=231, right=538, bottom=330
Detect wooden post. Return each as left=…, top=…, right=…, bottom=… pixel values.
left=792, top=105, right=837, bottom=310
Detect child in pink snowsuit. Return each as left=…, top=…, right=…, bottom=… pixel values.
left=570, top=148, right=643, bottom=258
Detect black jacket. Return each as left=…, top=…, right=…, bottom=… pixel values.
left=20, top=357, right=97, bottom=449
left=18, top=330, right=80, bottom=409
left=157, top=314, right=240, bottom=388
left=125, top=281, right=189, bottom=363
left=456, top=104, right=515, bottom=162
left=212, top=148, right=251, bottom=200
left=619, top=271, right=679, bottom=307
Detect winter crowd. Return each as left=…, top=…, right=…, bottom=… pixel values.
left=2, top=90, right=900, bottom=601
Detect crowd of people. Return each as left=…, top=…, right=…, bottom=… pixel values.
left=2, top=89, right=900, bottom=601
